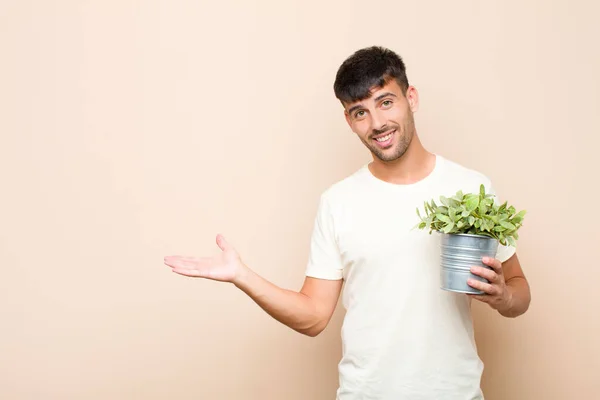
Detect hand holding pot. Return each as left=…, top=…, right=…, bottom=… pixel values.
left=467, top=257, right=512, bottom=311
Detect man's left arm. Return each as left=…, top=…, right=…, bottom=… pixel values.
left=467, top=253, right=531, bottom=318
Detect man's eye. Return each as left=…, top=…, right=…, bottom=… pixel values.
left=382, top=100, right=392, bottom=107
left=355, top=111, right=365, bottom=118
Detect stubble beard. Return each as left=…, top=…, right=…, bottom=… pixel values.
left=367, top=113, right=416, bottom=162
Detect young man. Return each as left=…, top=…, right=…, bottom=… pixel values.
left=164, top=46, right=531, bottom=399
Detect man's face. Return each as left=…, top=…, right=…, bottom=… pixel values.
left=343, top=79, right=418, bottom=162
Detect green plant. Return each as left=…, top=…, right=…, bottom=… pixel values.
left=415, top=184, right=526, bottom=247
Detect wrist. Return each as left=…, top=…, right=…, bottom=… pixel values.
left=233, top=263, right=252, bottom=289
left=497, top=285, right=515, bottom=316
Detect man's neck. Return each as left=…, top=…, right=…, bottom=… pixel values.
left=368, top=136, right=436, bottom=185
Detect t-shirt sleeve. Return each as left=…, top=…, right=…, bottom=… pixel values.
left=485, top=179, right=517, bottom=263
left=305, top=194, right=344, bottom=280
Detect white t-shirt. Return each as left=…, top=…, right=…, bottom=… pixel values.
left=305, top=154, right=515, bottom=400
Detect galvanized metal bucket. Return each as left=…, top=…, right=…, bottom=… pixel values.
left=440, top=233, right=499, bottom=294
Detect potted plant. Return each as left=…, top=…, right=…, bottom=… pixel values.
left=415, top=184, right=526, bottom=294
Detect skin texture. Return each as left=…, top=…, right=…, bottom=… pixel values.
left=163, top=79, right=531, bottom=336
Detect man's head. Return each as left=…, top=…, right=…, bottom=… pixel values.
left=334, top=46, right=419, bottom=163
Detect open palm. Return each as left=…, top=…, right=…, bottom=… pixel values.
left=164, top=234, right=242, bottom=282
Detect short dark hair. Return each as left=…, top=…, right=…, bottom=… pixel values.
left=333, top=46, right=409, bottom=104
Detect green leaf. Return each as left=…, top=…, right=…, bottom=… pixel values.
left=436, top=206, right=449, bottom=214
left=424, top=201, right=431, bottom=213
left=498, top=201, right=508, bottom=212
left=436, top=214, right=452, bottom=223
left=481, top=220, right=490, bottom=232
left=511, top=210, right=527, bottom=223
left=479, top=202, right=488, bottom=215
left=500, top=221, right=516, bottom=230
left=442, top=222, right=455, bottom=233
left=466, top=196, right=479, bottom=211
left=449, top=207, right=456, bottom=221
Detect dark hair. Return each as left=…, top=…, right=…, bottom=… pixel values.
left=333, top=46, right=409, bottom=104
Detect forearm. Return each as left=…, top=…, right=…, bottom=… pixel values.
left=499, top=276, right=531, bottom=318
left=233, top=265, right=323, bottom=336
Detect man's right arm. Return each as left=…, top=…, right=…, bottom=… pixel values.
left=164, top=233, right=343, bottom=337
left=234, top=269, right=343, bottom=337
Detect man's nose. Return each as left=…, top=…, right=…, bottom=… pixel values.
left=371, top=110, right=387, bottom=132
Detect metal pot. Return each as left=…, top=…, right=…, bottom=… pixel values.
left=440, top=233, right=499, bottom=294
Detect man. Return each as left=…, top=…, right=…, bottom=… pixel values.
left=164, top=46, right=531, bottom=399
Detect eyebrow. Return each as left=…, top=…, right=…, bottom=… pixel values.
left=373, top=92, right=397, bottom=102
left=347, top=104, right=364, bottom=115
left=347, top=92, right=398, bottom=115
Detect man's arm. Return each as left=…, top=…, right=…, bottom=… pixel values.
left=468, top=253, right=531, bottom=318
left=235, top=272, right=343, bottom=336
left=495, top=253, right=531, bottom=317
left=164, top=234, right=343, bottom=336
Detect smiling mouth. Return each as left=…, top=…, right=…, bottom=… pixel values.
left=375, top=131, right=394, bottom=142
left=372, top=129, right=396, bottom=147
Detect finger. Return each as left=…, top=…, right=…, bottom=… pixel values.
left=164, top=256, right=211, bottom=270
left=467, top=278, right=498, bottom=295
left=470, top=265, right=498, bottom=283
left=482, top=257, right=503, bottom=275
left=171, top=268, right=204, bottom=277
left=164, top=256, right=190, bottom=268
left=216, top=234, right=232, bottom=252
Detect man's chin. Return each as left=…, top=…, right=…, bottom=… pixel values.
left=372, top=147, right=409, bottom=162
left=373, top=151, right=399, bottom=162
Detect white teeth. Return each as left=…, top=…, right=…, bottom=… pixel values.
left=376, top=132, right=393, bottom=142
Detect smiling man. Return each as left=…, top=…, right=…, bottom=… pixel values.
left=164, top=46, right=531, bottom=399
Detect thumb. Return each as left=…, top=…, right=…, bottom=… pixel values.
left=215, top=234, right=232, bottom=252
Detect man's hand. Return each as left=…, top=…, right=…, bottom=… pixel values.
left=467, top=256, right=513, bottom=313
left=163, top=234, right=343, bottom=336
left=164, top=234, right=246, bottom=284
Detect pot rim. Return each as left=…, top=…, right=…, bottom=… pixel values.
left=442, top=232, right=498, bottom=240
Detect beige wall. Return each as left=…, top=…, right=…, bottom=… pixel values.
left=1, top=1, right=598, bottom=399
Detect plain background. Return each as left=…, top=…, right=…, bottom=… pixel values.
left=1, top=1, right=598, bottom=399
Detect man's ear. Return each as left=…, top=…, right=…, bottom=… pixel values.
left=344, top=110, right=352, bottom=128
left=406, top=86, right=419, bottom=113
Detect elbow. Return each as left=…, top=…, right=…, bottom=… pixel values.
left=296, top=319, right=327, bottom=337
left=302, top=327, right=324, bottom=337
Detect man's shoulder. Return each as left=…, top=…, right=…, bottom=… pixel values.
left=319, top=164, right=369, bottom=202
left=438, top=155, right=493, bottom=187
